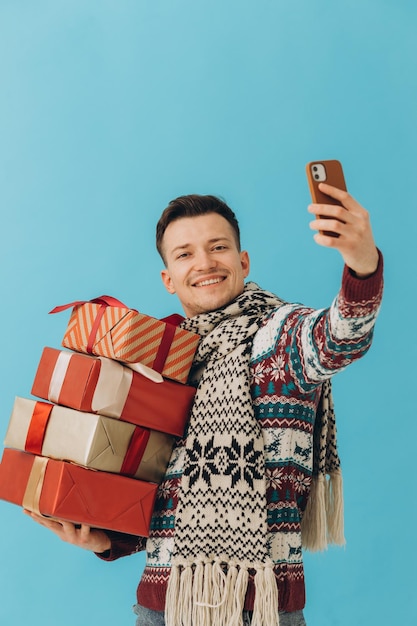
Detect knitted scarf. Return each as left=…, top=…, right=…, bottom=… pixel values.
left=165, top=282, right=344, bottom=626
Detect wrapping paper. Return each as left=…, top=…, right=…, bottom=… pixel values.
left=31, top=347, right=196, bottom=437
left=0, top=448, right=157, bottom=535
left=52, top=297, right=200, bottom=384
left=5, top=397, right=174, bottom=483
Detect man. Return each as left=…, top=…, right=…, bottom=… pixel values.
left=26, top=183, right=383, bottom=626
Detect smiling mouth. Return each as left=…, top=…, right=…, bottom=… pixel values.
left=193, top=277, right=226, bottom=288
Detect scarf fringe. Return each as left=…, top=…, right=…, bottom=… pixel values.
left=301, top=470, right=345, bottom=551
left=165, top=559, right=278, bottom=626
left=252, top=562, right=280, bottom=626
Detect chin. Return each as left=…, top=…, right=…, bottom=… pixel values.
left=206, top=294, right=236, bottom=312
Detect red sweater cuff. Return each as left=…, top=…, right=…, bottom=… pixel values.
left=95, top=530, right=145, bottom=561
left=342, top=249, right=383, bottom=303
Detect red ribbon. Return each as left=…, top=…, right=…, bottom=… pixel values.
left=152, top=322, right=177, bottom=373
left=49, top=295, right=131, bottom=315
left=86, top=305, right=107, bottom=354
left=120, top=427, right=151, bottom=476
left=152, top=314, right=185, bottom=373
left=25, top=401, right=54, bottom=455
left=160, top=313, right=185, bottom=326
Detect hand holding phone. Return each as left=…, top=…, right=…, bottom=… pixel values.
left=306, top=159, right=347, bottom=237
left=305, top=159, right=379, bottom=276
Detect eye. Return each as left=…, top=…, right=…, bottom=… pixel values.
left=213, top=244, right=227, bottom=251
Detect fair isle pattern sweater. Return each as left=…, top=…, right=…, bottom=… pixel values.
left=100, top=257, right=383, bottom=613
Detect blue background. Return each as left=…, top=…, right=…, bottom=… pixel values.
left=1, top=1, right=415, bottom=624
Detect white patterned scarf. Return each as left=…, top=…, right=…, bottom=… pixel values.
left=165, top=282, right=344, bottom=626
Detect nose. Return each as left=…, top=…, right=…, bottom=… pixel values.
left=194, top=250, right=217, bottom=271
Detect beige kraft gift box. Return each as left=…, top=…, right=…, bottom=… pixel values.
left=4, top=397, right=174, bottom=484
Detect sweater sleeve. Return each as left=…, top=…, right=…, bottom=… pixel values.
left=95, top=530, right=147, bottom=562
left=298, top=249, right=384, bottom=386
left=252, top=250, right=384, bottom=391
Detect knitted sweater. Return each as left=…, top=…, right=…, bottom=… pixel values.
left=99, top=256, right=383, bottom=613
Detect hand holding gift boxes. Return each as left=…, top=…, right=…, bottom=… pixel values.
left=0, top=296, right=199, bottom=535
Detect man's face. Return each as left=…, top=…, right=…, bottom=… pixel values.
left=160, top=213, right=250, bottom=318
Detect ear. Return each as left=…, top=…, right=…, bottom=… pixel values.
left=161, top=269, right=176, bottom=294
left=240, top=250, right=250, bottom=278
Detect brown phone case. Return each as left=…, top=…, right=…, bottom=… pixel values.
left=305, top=159, right=347, bottom=236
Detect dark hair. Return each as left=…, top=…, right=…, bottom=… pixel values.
left=156, top=194, right=241, bottom=264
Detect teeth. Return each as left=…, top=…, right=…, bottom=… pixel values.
left=195, top=278, right=223, bottom=287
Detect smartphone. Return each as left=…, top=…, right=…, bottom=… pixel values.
left=305, top=159, right=347, bottom=237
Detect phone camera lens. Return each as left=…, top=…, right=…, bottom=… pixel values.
left=313, top=166, right=318, bottom=172
left=314, top=174, right=319, bottom=180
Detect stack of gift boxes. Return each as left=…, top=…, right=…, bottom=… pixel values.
left=0, top=296, right=199, bottom=536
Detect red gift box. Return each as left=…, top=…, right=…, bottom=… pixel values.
left=0, top=448, right=157, bottom=535
left=31, top=347, right=196, bottom=437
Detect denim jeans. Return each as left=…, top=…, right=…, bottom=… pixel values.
left=133, top=603, right=307, bottom=626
